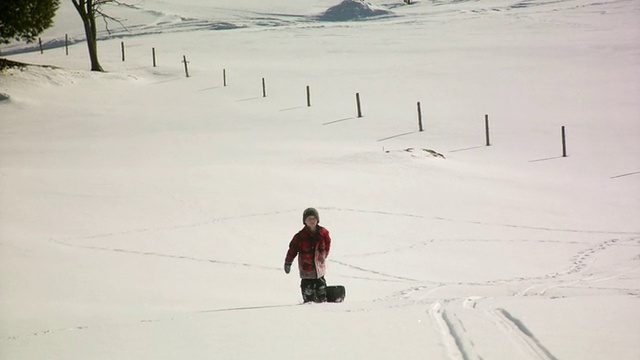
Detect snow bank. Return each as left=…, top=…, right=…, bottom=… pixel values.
left=317, top=0, right=393, bottom=21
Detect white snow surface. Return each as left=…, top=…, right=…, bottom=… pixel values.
left=1, top=0, right=639, bottom=359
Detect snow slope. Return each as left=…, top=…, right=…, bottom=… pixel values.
left=1, top=0, right=639, bottom=359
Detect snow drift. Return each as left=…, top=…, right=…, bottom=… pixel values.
left=317, top=0, right=393, bottom=21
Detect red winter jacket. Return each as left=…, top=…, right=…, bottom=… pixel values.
left=285, top=226, right=331, bottom=279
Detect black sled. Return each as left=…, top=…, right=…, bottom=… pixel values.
left=302, top=281, right=346, bottom=303
left=326, top=285, right=346, bottom=303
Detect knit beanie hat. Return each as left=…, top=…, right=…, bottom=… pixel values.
left=303, top=207, right=319, bottom=224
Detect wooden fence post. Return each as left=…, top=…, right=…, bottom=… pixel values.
left=182, top=55, right=190, bottom=78
left=307, top=86, right=311, bottom=107
left=262, top=78, right=267, bottom=97
left=65, top=34, right=69, bottom=55
left=152, top=47, right=156, bottom=67
left=223, top=69, right=227, bottom=86
left=562, top=126, right=567, bottom=157
left=39, top=38, right=43, bottom=54
left=121, top=41, right=125, bottom=62
left=356, top=93, right=362, bottom=118
left=485, top=114, right=491, bottom=146
left=417, top=102, right=423, bottom=132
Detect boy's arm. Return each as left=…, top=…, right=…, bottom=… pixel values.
left=284, top=236, right=299, bottom=273
left=325, top=229, right=331, bottom=256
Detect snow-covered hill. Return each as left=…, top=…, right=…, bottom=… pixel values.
left=1, top=0, right=639, bottom=359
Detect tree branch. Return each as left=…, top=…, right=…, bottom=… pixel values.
left=94, top=0, right=130, bottom=34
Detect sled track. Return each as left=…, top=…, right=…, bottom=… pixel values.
left=489, top=308, right=558, bottom=360
left=429, top=302, right=478, bottom=360
left=429, top=300, right=559, bottom=360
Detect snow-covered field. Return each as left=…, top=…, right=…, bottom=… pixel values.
left=1, top=0, right=639, bottom=358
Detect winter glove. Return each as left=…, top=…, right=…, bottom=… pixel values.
left=284, top=263, right=291, bottom=274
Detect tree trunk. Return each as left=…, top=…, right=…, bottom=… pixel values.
left=72, top=0, right=104, bottom=72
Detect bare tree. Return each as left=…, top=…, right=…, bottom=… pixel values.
left=71, top=0, right=103, bottom=71
left=71, top=0, right=127, bottom=71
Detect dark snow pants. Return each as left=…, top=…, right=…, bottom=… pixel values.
left=301, top=277, right=327, bottom=303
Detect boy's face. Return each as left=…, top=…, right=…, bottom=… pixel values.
left=304, top=216, right=318, bottom=228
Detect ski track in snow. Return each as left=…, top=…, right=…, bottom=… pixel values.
left=429, top=302, right=471, bottom=360
left=489, top=308, right=558, bottom=360
left=429, top=299, right=560, bottom=360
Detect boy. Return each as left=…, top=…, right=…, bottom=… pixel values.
left=284, top=208, right=332, bottom=303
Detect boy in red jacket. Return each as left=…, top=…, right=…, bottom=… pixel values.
left=284, top=208, right=332, bottom=303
